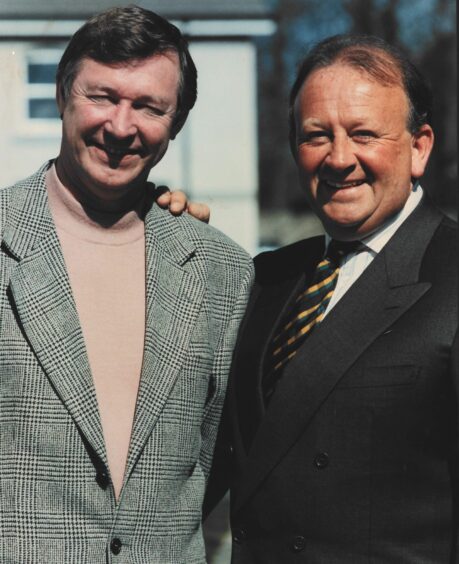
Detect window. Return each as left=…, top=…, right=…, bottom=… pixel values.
left=26, top=49, right=63, bottom=121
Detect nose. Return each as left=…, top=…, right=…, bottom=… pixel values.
left=324, top=134, right=356, bottom=173
left=104, top=103, right=137, bottom=139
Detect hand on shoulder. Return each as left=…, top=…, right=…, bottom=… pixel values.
left=156, top=187, right=210, bottom=224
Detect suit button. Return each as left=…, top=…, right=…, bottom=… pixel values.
left=292, top=535, right=306, bottom=552
left=314, top=451, right=329, bottom=469
left=233, top=528, right=247, bottom=544
left=110, top=538, right=122, bottom=555
left=96, top=470, right=109, bottom=489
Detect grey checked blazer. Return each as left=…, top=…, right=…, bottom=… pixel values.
left=0, top=162, right=254, bottom=564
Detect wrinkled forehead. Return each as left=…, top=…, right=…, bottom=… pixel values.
left=295, top=62, right=410, bottom=116
left=304, top=55, right=403, bottom=90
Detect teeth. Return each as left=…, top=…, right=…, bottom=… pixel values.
left=326, top=180, right=364, bottom=188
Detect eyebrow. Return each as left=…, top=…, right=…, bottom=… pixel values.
left=300, top=118, right=325, bottom=128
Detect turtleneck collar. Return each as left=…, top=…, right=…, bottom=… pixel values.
left=46, top=163, right=153, bottom=245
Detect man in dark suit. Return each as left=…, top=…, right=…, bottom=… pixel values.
left=198, top=34, right=458, bottom=563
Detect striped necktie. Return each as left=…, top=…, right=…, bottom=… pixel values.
left=264, top=239, right=360, bottom=401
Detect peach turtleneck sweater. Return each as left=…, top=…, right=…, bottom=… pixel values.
left=46, top=164, right=147, bottom=499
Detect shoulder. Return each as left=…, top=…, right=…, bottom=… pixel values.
left=0, top=162, right=50, bottom=215
left=431, top=212, right=457, bottom=242
left=414, top=197, right=458, bottom=259
left=177, top=212, right=252, bottom=265
left=148, top=206, right=254, bottom=289
left=254, top=235, right=325, bottom=284
left=174, top=213, right=255, bottom=301
left=164, top=211, right=254, bottom=278
left=422, top=210, right=457, bottom=279
left=1, top=161, right=50, bottom=196
left=0, top=162, right=51, bottom=235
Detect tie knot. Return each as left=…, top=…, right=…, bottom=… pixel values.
left=326, top=239, right=361, bottom=264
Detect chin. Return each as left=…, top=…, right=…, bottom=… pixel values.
left=321, top=202, right=375, bottom=228
left=321, top=214, right=369, bottom=239
left=323, top=213, right=364, bottom=229
left=90, top=169, right=142, bottom=188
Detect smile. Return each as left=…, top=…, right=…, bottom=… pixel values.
left=93, top=142, right=140, bottom=158
left=324, top=180, right=366, bottom=189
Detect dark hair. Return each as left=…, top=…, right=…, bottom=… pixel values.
left=56, top=5, right=197, bottom=134
left=289, top=34, right=433, bottom=155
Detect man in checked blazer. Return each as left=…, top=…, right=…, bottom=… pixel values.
left=0, top=6, right=253, bottom=563
left=201, top=35, right=458, bottom=562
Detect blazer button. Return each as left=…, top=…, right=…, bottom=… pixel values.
left=314, top=451, right=329, bottom=469
left=233, top=528, right=247, bottom=544
left=96, top=470, right=110, bottom=489
left=110, top=538, right=122, bottom=555
left=292, top=535, right=306, bottom=552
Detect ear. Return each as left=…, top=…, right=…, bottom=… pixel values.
left=55, top=83, right=66, bottom=118
left=411, top=124, right=434, bottom=178
left=170, top=116, right=186, bottom=141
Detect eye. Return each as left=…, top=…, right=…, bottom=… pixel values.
left=133, top=102, right=165, bottom=117
left=299, top=131, right=332, bottom=145
left=145, top=106, right=166, bottom=117
left=351, top=130, right=376, bottom=142
left=88, top=94, right=115, bottom=104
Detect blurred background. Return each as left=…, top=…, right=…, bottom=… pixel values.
left=0, top=0, right=456, bottom=561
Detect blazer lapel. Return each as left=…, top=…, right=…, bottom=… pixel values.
left=124, top=204, right=206, bottom=477
left=234, top=198, right=442, bottom=513
left=232, top=238, right=324, bottom=459
left=3, top=167, right=106, bottom=464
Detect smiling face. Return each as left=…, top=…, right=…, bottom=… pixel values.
left=56, top=52, right=180, bottom=209
left=293, top=63, right=433, bottom=240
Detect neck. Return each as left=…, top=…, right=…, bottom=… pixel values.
left=55, top=158, right=147, bottom=215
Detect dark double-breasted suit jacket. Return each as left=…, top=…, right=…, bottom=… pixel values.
left=216, top=198, right=458, bottom=563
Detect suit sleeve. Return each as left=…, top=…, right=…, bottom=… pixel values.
left=452, top=328, right=459, bottom=559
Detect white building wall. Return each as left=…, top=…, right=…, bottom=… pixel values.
left=0, top=43, right=60, bottom=185
left=154, top=41, right=259, bottom=253
left=0, top=39, right=259, bottom=254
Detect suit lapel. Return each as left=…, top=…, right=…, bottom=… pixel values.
left=3, top=169, right=209, bottom=477
left=3, top=165, right=106, bottom=464
left=234, top=199, right=443, bottom=513
left=124, top=204, right=206, bottom=477
left=232, top=238, right=324, bottom=459
left=234, top=273, right=305, bottom=457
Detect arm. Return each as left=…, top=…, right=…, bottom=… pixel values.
left=202, top=397, right=233, bottom=520
left=200, top=262, right=254, bottom=518
left=452, top=328, right=459, bottom=559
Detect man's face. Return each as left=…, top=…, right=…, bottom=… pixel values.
left=56, top=52, right=180, bottom=207
left=293, top=63, right=433, bottom=239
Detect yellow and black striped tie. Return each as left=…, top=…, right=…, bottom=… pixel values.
left=264, top=239, right=360, bottom=400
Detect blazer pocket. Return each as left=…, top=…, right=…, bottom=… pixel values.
left=337, top=364, right=419, bottom=389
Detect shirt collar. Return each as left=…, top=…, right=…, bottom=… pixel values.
left=325, top=183, right=423, bottom=255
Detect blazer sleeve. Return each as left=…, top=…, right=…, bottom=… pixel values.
left=199, top=262, right=254, bottom=485
left=202, top=387, right=238, bottom=520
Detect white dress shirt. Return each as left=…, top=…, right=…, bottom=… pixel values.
left=323, top=184, right=423, bottom=318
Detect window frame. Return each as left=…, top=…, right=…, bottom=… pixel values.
left=19, top=46, right=64, bottom=136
